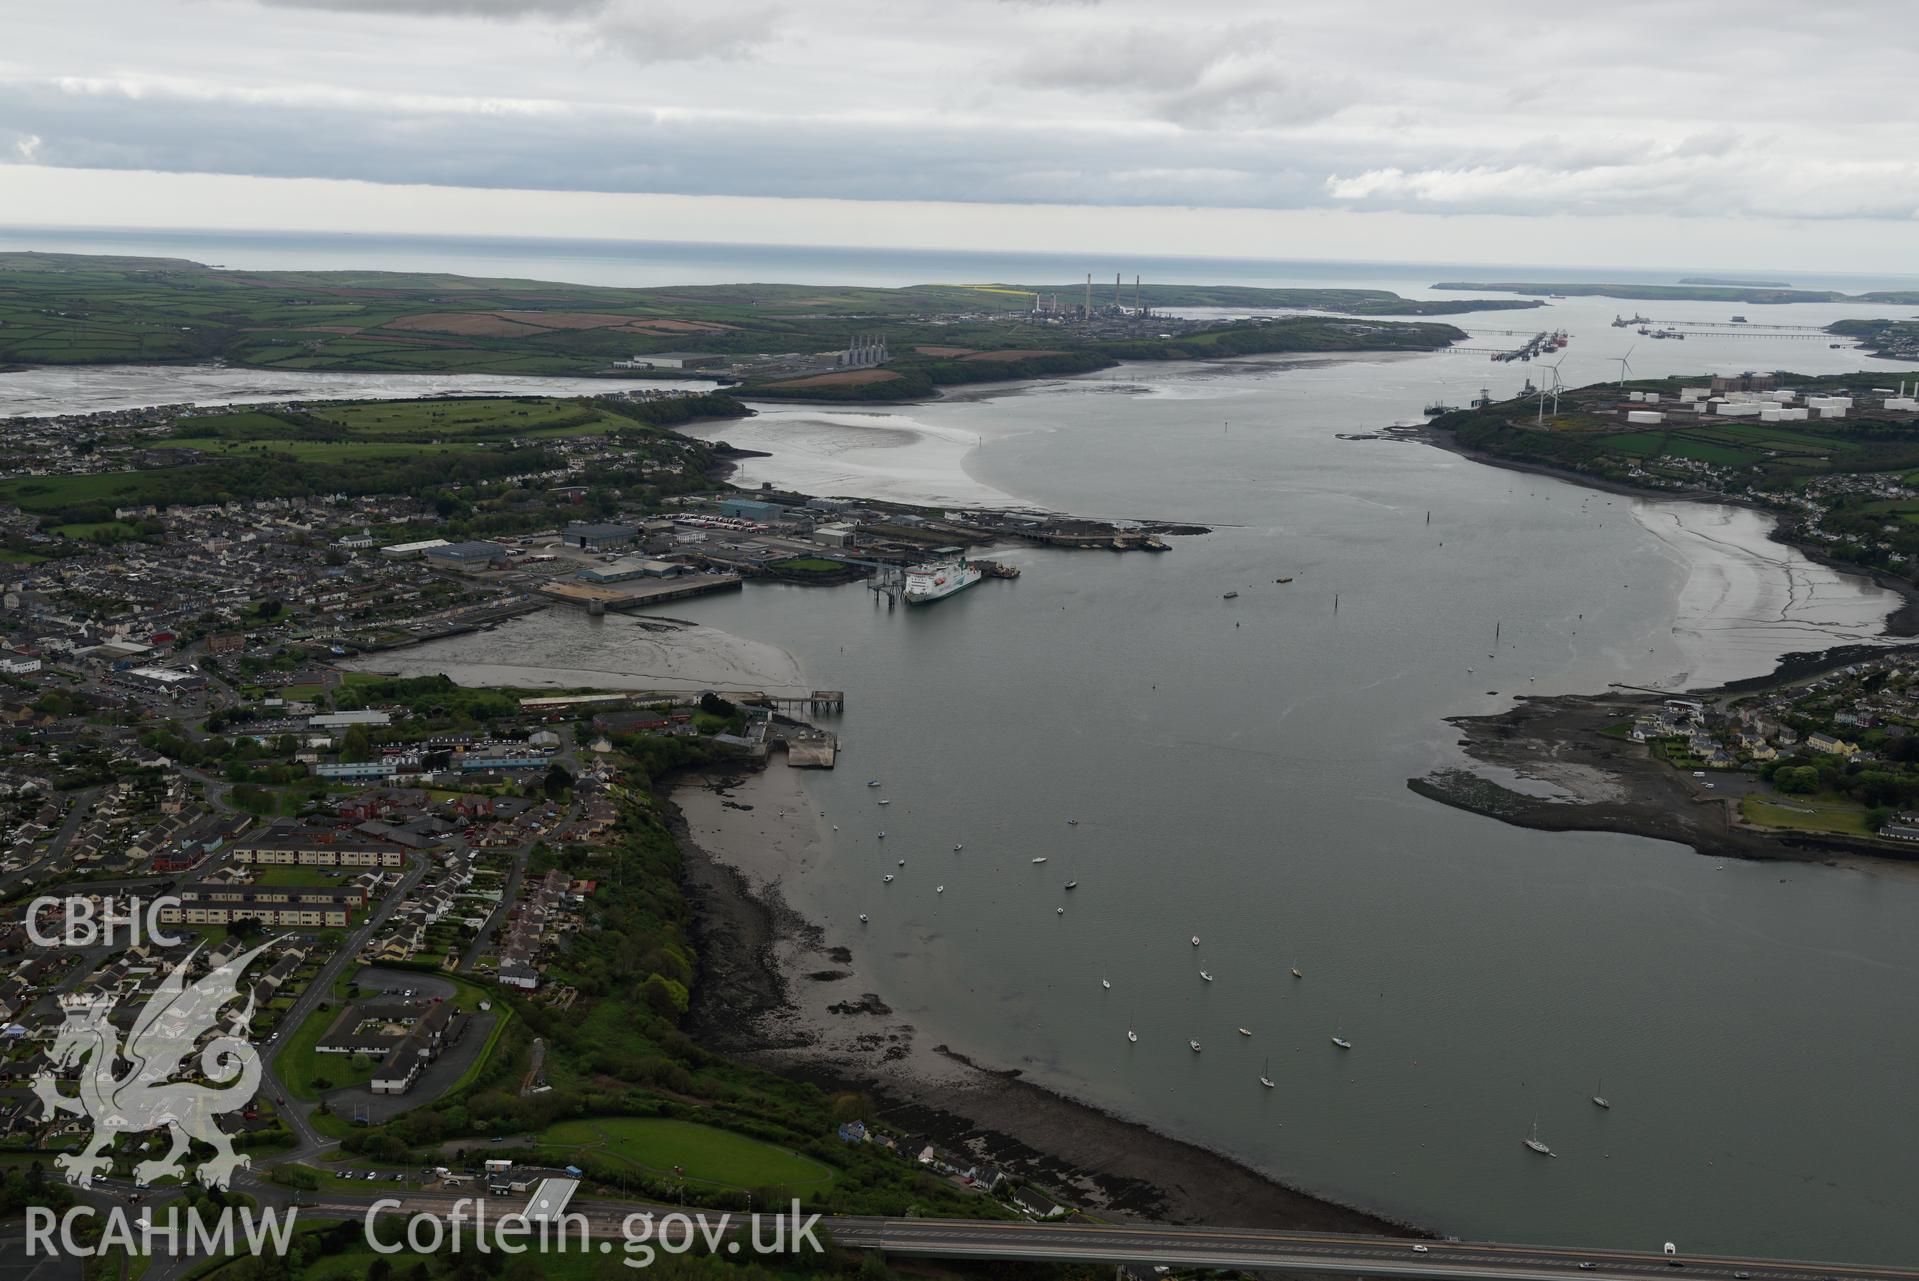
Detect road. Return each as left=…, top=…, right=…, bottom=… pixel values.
left=259, top=1188, right=1919, bottom=1281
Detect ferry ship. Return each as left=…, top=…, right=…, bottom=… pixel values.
left=903, top=551, right=983, bottom=605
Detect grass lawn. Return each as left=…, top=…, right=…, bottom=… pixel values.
left=1741, top=796, right=1874, bottom=836
left=535, top=1117, right=835, bottom=1192
left=274, top=977, right=364, bottom=1099
left=251, top=865, right=345, bottom=886
left=51, top=520, right=140, bottom=539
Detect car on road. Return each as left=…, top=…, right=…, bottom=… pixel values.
left=1411, top=1245, right=1430, bottom=1253
left=1734, top=1273, right=1750, bottom=1278
left=364, top=1171, right=377, bottom=1180
left=1578, top=1265, right=1596, bottom=1271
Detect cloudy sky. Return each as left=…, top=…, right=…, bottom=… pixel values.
left=4, top=0, right=1918, bottom=269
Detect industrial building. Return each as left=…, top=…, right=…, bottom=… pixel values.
left=613, top=351, right=726, bottom=370
left=577, top=558, right=689, bottom=583
left=715, top=498, right=790, bottom=522
left=562, top=521, right=638, bottom=551
left=379, top=538, right=452, bottom=560
left=422, top=541, right=509, bottom=571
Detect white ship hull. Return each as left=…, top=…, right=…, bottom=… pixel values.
left=903, top=561, right=983, bottom=604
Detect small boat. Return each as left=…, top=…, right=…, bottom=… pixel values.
left=936, top=885, right=945, bottom=894
left=1275, top=576, right=1293, bottom=584
left=1101, top=979, right=1111, bottom=990
left=883, top=874, right=894, bottom=883
left=1331, top=1034, right=1352, bottom=1050
left=1592, top=1079, right=1610, bottom=1110
left=1199, top=970, right=1214, bottom=982
left=1189, top=1040, right=1202, bottom=1052
left=1064, top=880, right=1078, bottom=889
left=877, top=799, right=891, bottom=806
left=1191, top=936, right=1201, bottom=947
left=1260, top=1057, right=1276, bottom=1088
left=1222, top=591, right=1239, bottom=600
left=1056, top=907, right=1065, bottom=915
left=1237, top=1027, right=1252, bottom=1036
left=897, top=859, right=906, bottom=866
left=858, top=914, right=868, bottom=923
left=953, top=844, right=963, bottom=851
left=878, top=831, right=887, bottom=839
left=867, top=780, right=881, bottom=787
left=1524, top=1118, right=1555, bottom=1157
left=1066, top=818, right=1079, bottom=826
left=1290, top=965, right=1303, bottom=979
left=1032, top=856, right=1048, bottom=864
left=1127, top=1029, right=1138, bottom=1043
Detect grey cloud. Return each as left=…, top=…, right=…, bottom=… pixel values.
left=256, top=0, right=608, bottom=15
left=588, top=4, right=780, bottom=65
left=9, top=0, right=1919, bottom=224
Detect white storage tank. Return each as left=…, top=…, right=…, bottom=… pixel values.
left=1716, top=401, right=1762, bottom=416
left=1626, top=410, right=1664, bottom=425
left=1642, top=392, right=1660, bottom=404
left=1778, top=407, right=1809, bottom=421
left=1884, top=398, right=1919, bottom=412
left=1680, top=387, right=1710, bottom=402
left=1760, top=408, right=1784, bottom=422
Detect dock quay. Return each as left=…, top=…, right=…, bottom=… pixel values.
left=536, top=571, right=743, bottom=613
left=343, top=595, right=546, bottom=651
left=762, top=690, right=845, bottom=713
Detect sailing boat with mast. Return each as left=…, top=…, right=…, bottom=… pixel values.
left=1523, top=1117, right=1555, bottom=1156
left=1259, top=1057, right=1276, bottom=1089
left=1592, top=1078, right=1611, bottom=1109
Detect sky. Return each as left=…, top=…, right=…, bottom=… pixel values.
left=3, top=0, right=1918, bottom=271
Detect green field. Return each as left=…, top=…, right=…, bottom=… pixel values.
left=0, top=251, right=1478, bottom=380
left=160, top=436, right=470, bottom=462
left=535, top=1117, right=836, bottom=1192
left=1741, top=797, right=1874, bottom=835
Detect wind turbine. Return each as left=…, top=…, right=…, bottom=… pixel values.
left=1544, top=357, right=1567, bottom=417
left=1615, top=344, right=1635, bottom=388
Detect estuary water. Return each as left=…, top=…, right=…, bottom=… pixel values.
left=379, top=322, right=1919, bottom=1263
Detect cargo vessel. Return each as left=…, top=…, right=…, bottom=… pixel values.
left=903, top=552, right=983, bottom=605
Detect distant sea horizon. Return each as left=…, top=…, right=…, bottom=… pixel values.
left=6, top=223, right=1919, bottom=296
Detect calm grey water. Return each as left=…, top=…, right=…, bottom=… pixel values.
left=384, top=298, right=1919, bottom=1264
